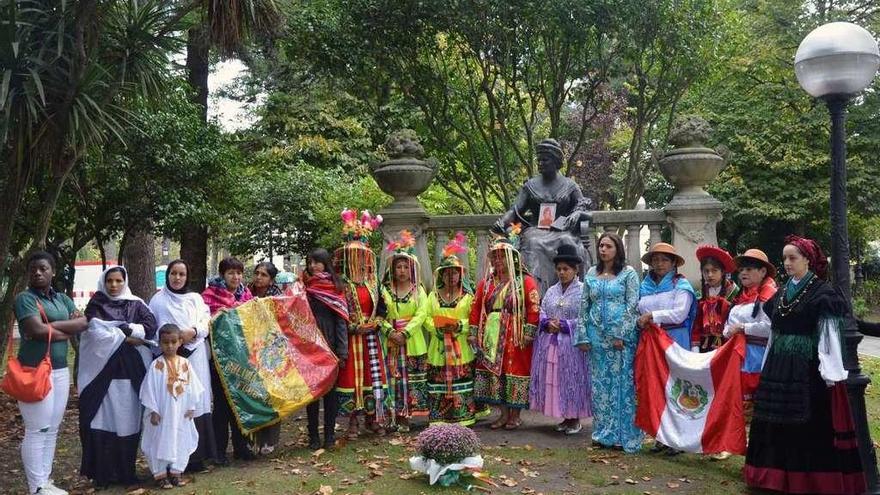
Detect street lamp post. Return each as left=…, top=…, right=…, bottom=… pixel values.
left=795, top=21, right=880, bottom=492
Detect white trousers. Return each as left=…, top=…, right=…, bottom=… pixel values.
left=147, top=455, right=188, bottom=477
left=18, top=368, right=70, bottom=494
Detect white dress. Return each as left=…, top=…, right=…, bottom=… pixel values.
left=140, top=355, right=204, bottom=475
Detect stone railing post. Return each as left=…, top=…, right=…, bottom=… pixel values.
left=371, top=130, right=437, bottom=287
left=659, top=116, right=727, bottom=286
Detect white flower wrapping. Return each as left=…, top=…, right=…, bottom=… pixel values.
left=409, top=455, right=484, bottom=485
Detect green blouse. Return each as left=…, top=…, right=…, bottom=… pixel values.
left=422, top=291, right=475, bottom=367
left=380, top=284, right=429, bottom=356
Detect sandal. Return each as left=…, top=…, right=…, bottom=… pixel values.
left=489, top=417, right=508, bottom=430
left=156, top=478, right=173, bottom=490
left=503, top=419, right=522, bottom=430
left=170, top=475, right=188, bottom=487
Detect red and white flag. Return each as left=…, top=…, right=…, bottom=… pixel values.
left=635, top=324, right=747, bottom=455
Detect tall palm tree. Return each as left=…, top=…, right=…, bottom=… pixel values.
left=180, top=0, right=280, bottom=291
left=0, top=0, right=187, bottom=340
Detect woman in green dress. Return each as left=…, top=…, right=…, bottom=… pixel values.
left=379, top=230, right=429, bottom=431
left=422, top=234, right=477, bottom=425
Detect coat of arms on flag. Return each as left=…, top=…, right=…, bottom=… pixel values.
left=211, top=285, right=340, bottom=434
left=635, top=324, right=747, bottom=455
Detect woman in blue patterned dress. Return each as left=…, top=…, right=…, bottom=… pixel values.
left=575, top=232, right=643, bottom=452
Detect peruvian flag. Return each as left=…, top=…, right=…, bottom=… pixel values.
left=635, top=324, right=747, bottom=455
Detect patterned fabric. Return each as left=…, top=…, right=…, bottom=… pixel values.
left=576, top=266, right=643, bottom=453
left=692, top=280, right=739, bottom=352
left=470, top=275, right=540, bottom=408
left=301, top=271, right=349, bottom=322
left=388, top=354, right=429, bottom=419
left=529, top=279, right=591, bottom=419
left=202, top=277, right=253, bottom=316
left=336, top=284, right=389, bottom=419
left=380, top=285, right=429, bottom=420
left=423, top=290, right=476, bottom=425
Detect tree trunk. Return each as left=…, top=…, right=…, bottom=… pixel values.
left=124, top=226, right=156, bottom=300
left=179, top=21, right=211, bottom=292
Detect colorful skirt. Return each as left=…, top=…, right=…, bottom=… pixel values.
left=385, top=342, right=429, bottom=420
left=427, top=363, right=476, bottom=426
left=528, top=330, right=591, bottom=418
left=336, top=332, right=389, bottom=419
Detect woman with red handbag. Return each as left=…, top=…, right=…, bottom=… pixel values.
left=10, top=251, right=87, bottom=494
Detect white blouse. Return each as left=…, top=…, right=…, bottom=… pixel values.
left=638, top=289, right=693, bottom=326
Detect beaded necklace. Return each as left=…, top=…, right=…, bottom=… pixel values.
left=775, top=272, right=816, bottom=318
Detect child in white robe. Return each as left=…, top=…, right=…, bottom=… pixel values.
left=140, top=324, right=204, bottom=488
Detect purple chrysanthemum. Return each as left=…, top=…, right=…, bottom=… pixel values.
left=415, top=424, right=481, bottom=465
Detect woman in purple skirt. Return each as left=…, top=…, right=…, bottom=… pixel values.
left=528, top=244, right=591, bottom=434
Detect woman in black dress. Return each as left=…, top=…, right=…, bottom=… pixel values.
left=744, top=236, right=865, bottom=494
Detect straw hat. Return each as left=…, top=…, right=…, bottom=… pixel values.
left=735, top=248, right=777, bottom=278
left=696, top=245, right=736, bottom=274
left=641, top=242, right=685, bottom=267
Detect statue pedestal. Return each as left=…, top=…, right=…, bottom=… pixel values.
left=664, top=194, right=723, bottom=286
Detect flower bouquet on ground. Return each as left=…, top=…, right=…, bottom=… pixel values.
left=409, top=423, right=485, bottom=487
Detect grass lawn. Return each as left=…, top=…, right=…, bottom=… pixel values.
left=3, top=355, right=880, bottom=494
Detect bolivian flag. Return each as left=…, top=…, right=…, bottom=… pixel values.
left=211, top=286, right=339, bottom=433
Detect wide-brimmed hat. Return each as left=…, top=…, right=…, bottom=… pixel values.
left=552, top=243, right=582, bottom=266
left=735, top=248, right=777, bottom=278
left=641, top=242, right=685, bottom=267
left=696, top=245, right=736, bottom=274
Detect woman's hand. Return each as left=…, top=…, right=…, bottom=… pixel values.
left=150, top=412, right=161, bottom=426
left=727, top=324, right=745, bottom=336
left=442, top=323, right=459, bottom=334
left=612, top=338, right=624, bottom=350
left=358, top=323, right=377, bottom=335
left=125, top=336, right=146, bottom=346
left=577, top=343, right=591, bottom=353
left=546, top=319, right=560, bottom=334
left=181, top=327, right=197, bottom=345
left=637, top=313, right=653, bottom=329
left=390, top=331, right=406, bottom=346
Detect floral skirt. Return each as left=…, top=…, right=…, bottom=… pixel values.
left=474, top=370, right=530, bottom=409
left=427, top=364, right=476, bottom=426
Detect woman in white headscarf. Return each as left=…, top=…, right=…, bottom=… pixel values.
left=80, top=266, right=157, bottom=489
left=148, top=259, right=216, bottom=471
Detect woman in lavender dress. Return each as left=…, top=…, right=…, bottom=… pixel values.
left=529, top=244, right=591, bottom=434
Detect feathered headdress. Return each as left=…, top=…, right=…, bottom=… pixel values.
left=385, top=229, right=416, bottom=256
left=335, top=208, right=381, bottom=287
left=480, top=222, right=527, bottom=346
left=490, top=222, right=522, bottom=252
left=341, top=208, right=383, bottom=246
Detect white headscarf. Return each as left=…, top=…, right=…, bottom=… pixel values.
left=97, top=266, right=143, bottom=302
left=148, top=286, right=211, bottom=351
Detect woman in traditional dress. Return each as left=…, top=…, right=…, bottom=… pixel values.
left=575, top=233, right=642, bottom=452
left=201, top=257, right=254, bottom=463
left=334, top=209, right=390, bottom=438
left=422, top=233, right=476, bottom=426
left=148, top=259, right=217, bottom=471
left=637, top=242, right=695, bottom=454
left=725, top=249, right=777, bottom=422
left=529, top=243, right=591, bottom=434
left=691, top=245, right=739, bottom=353
left=469, top=228, right=540, bottom=430
left=13, top=251, right=88, bottom=495
left=247, top=261, right=283, bottom=454
left=80, top=266, right=157, bottom=489
left=301, top=248, right=349, bottom=450
left=379, top=231, right=429, bottom=431
left=744, top=236, right=865, bottom=494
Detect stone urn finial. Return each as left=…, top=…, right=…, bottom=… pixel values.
left=370, top=130, right=437, bottom=214
left=659, top=115, right=726, bottom=198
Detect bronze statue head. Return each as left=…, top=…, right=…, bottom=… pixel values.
left=536, top=138, right=563, bottom=179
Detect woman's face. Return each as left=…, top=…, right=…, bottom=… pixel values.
left=393, top=258, right=411, bottom=284
left=252, top=266, right=274, bottom=289
left=28, top=259, right=54, bottom=290
left=308, top=259, right=326, bottom=275
left=441, top=267, right=461, bottom=288
left=650, top=253, right=675, bottom=278
left=783, top=244, right=809, bottom=279
left=105, top=271, right=126, bottom=297
left=555, top=262, right=577, bottom=284
left=167, top=263, right=187, bottom=291
left=598, top=237, right=616, bottom=263
left=490, top=251, right=508, bottom=276
left=224, top=269, right=243, bottom=290
left=738, top=265, right=767, bottom=289
left=701, top=262, right=723, bottom=289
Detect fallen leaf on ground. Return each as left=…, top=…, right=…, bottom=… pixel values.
left=641, top=476, right=652, bottom=481
left=316, top=485, right=333, bottom=495
left=501, top=479, right=518, bottom=487
left=126, top=489, right=146, bottom=495
left=625, top=478, right=638, bottom=485
left=667, top=482, right=680, bottom=489
left=313, top=448, right=326, bottom=458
